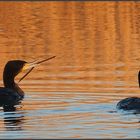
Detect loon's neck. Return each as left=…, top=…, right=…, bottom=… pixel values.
left=3, top=73, right=24, bottom=97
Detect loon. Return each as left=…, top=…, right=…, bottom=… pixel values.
left=116, top=71, right=140, bottom=111
left=0, top=56, right=55, bottom=110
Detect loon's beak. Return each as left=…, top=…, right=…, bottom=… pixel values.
left=19, top=56, right=56, bottom=83
left=23, top=56, right=56, bottom=70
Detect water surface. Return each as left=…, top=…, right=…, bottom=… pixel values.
left=0, top=1, right=140, bottom=139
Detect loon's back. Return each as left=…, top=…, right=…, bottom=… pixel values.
left=116, top=97, right=140, bottom=111
left=0, top=87, right=23, bottom=107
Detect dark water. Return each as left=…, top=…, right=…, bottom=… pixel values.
left=0, top=1, right=140, bottom=139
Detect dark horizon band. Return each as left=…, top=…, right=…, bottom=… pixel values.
left=0, top=0, right=138, bottom=2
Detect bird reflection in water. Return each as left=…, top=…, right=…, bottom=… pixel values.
left=3, top=106, right=25, bottom=131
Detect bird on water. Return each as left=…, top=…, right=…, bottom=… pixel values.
left=117, top=71, right=140, bottom=111
left=0, top=56, right=55, bottom=110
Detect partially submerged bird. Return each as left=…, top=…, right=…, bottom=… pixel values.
left=0, top=56, right=55, bottom=109
left=117, top=71, right=140, bottom=111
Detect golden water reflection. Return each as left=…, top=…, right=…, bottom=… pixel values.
left=0, top=1, right=140, bottom=139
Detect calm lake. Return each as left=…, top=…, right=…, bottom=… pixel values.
left=0, top=1, right=140, bottom=139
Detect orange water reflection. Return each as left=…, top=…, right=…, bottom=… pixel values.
left=0, top=1, right=140, bottom=139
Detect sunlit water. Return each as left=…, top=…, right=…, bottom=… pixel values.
left=0, top=1, right=140, bottom=139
